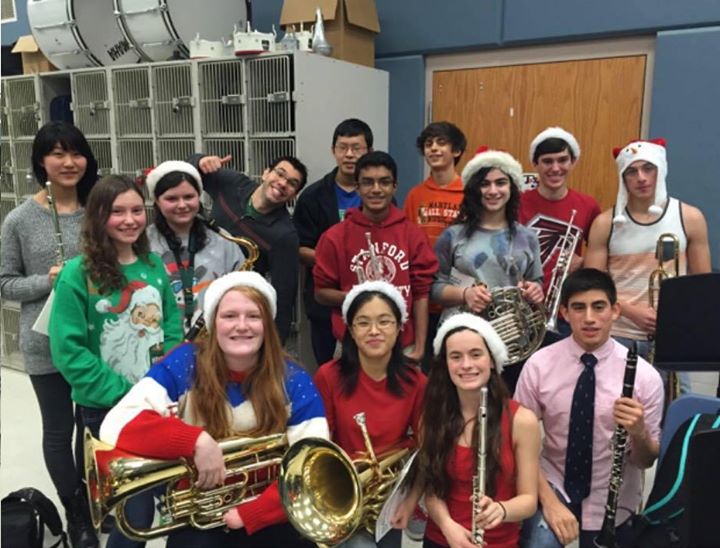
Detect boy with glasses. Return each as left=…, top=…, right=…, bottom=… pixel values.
left=313, top=151, right=438, bottom=364
left=190, top=152, right=307, bottom=343
left=293, top=119, right=374, bottom=365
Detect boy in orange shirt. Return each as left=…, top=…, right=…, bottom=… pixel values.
left=403, top=121, right=467, bottom=371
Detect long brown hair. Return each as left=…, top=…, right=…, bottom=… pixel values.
left=82, top=175, right=150, bottom=294
left=190, top=286, right=288, bottom=439
left=412, top=327, right=510, bottom=499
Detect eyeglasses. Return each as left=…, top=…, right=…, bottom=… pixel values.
left=334, top=144, right=367, bottom=155
left=272, top=166, right=301, bottom=191
left=357, top=178, right=395, bottom=190
left=352, top=318, right=397, bottom=331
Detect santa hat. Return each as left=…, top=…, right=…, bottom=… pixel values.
left=432, top=312, right=508, bottom=373
left=203, top=271, right=277, bottom=332
left=611, top=138, right=668, bottom=225
left=341, top=281, right=409, bottom=326
left=461, top=146, right=523, bottom=188
left=145, top=161, right=203, bottom=199
left=95, top=281, right=150, bottom=314
left=529, top=126, right=581, bottom=163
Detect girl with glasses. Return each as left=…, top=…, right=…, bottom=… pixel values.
left=313, top=280, right=428, bottom=548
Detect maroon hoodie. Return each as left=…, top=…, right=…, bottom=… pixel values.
left=313, top=205, right=439, bottom=347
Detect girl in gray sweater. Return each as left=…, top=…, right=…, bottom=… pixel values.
left=0, top=121, right=99, bottom=548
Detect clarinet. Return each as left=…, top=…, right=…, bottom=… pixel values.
left=593, top=343, right=638, bottom=548
left=471, top=387, right=489, bottom=546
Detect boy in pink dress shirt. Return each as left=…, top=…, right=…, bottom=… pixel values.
left=515, top=268, right=663, bottom=548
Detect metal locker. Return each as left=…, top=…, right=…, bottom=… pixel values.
left=246, top=56, right=294, bottom=136
left=5, top=77, right=40, bottom=138
left=73, top=70, right=111, bottom=137
left=117, top=139, right=154, bottom=197
left=203, top=138, right=245, bottom=173
left=1, top=141, right=13, bottom=195
left=87, top=139, right=113, bottom=176
left=199, top=59, right=245, bottom=136
left=153, top=63, right=195, bottom=137
left=12, top=141, right=36, bottom=197
left=112, top=67, right=153, bottom=137
left=157, top=139, right=195, bottom=164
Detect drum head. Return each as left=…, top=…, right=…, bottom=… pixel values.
left=117, top=0, right=248, bottom=62
left=28, top=0, right=142, bottom=69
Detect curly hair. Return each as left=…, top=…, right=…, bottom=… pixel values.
left=190, top=286, right=289, bottom=439
left=410, top=326, right=510, bottom=499
left=151, top=171, right=208, bottom=252
left=31, top=121, right=98, bottom=205
left=454, top=166, right=521, bottom=239
left=339, top=290, right=414, bottom=398
left=82, top=175, right=150, bottom=294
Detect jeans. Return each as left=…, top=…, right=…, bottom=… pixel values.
left=29, top=372, right=83, bottom=498
left=338, top=528, right=402, bottom=548
left=79, top=405, right=154, bottom=548
left=613, top=336, right=693, bottom=394
left=520, top=488, right=635, bottom=548
left=166, top=522, right=314, bottom=548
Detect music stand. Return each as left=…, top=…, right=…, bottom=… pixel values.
left=654, top=273, right=720, bottom=374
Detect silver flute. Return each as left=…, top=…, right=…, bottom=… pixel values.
left=46, top=181, right=65, bottom=264
left=471, top=386, right=488, bottom=545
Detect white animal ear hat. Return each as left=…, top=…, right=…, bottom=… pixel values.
left=529, top=126, right=581, bottom=163
left=432, top=312, right=508, bottom=373
left=461, top=146, right=523, bottom=189
left=612, top=138, right=668, bottom=225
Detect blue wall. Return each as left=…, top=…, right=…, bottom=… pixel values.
left=650, top=26, right=720, bottom=266
left=4, top=1, right=718, bottom=265
left=2, top=0, right=29, bottom=45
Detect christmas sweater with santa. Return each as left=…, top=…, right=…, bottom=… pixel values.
left=99, top=343, right=330, bottom=534
left=49, top=253, right=183, bottom=408
left=313, top=205, right=438, bottom=348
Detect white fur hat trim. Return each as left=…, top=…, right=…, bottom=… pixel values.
left=203, top=271, right=277, bottom=331
left=146, top=161, right=203, bottom=199
left=612, top=139, right=667, bottom=225
left=341, top=281, right=409, bottom=326
left=433, top=312, right=508, bottom=373
left=461, top=148, right=523, bottom=188
left=529, top=126, right=581, bottom=163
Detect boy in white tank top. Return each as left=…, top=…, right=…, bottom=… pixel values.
left=584, top=138, right=711, bottom=393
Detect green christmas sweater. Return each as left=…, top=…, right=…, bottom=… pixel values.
left=49, top=253, right=183, bottom=408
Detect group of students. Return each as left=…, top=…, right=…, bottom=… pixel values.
left=0, top=116, right=711, bottom=548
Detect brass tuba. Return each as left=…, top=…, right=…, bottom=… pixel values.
left=279, top=412, right=410, bottom=545
left=84, top=429, right=287, bottom=541
left=185, top=215, right=260, bottom=341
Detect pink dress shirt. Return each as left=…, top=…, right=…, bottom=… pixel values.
left=514, top=336, right=663, bottom=530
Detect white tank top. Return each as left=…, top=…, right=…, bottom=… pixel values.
left=608, top=198, right=687, bottom=339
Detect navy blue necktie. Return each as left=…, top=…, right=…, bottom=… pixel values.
left=564, top=352, right=597, bottom=505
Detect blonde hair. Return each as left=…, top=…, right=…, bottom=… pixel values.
left=190, top=287, right=288, bottom=439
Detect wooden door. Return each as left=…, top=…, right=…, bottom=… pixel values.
left=431, top=56, right=646, bottom=209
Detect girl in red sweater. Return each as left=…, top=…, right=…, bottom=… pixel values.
left=313, top=280, right=427, bottom=547
left=395, top=313, right=540, bottom=548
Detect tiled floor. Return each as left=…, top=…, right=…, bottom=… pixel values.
left=2, top=366, right=717, bottom=547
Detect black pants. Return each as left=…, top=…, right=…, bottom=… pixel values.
left=29, top=372, right=83, bottom=498
left=310, top=317, right=336, bottom=367
left=166, top=522, right=315, bottom=548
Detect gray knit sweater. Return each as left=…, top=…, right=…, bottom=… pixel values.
left=0, top=198, right=84, bottom=375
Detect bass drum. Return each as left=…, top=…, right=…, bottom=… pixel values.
left=28, top=0, right=142, bottom=69
left=114, top=0, right=249, bottom=62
